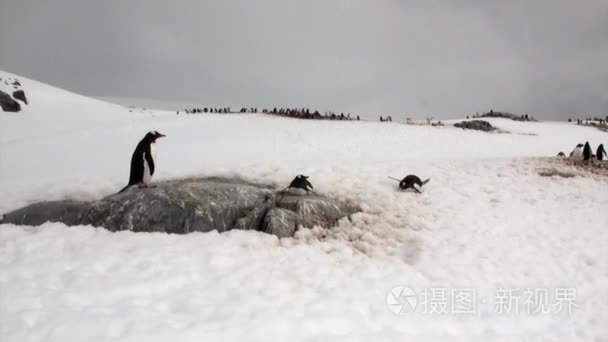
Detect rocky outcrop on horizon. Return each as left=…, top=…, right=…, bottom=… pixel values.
left=454, top=120, right=495, bottom=132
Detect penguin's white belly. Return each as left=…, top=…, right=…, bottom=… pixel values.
left=143, top=143, right=157, bottom=184
left=571, top=148, right=583, bottom=160
left=287, top=188, right=307, bottom=195
left=143, top=160, right=152, bottom=183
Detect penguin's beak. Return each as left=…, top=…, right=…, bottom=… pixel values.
left=157, top=133, right=166, bottom=138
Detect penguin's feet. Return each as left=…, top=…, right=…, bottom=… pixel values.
left=139, top=183, right=158, bottom=189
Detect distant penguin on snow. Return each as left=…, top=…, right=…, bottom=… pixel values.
left=570, top=143, right=584, bottom=160
left=597, top=144, right=607, bottom=161
left=119, top=130, right=166, bottom=193
left=583, top=142, right=592, bottom=161
left=389, top=175, right=430, bottom=193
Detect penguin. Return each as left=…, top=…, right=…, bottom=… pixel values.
left=597, top=144, right=607, bottom=161
left=119, top=131, right=166, bottom=193
left=570, top=144, right=584, bottom=160
left=557, top=152, right=566, bottom=157
left=388, top=175, right=430, bottom=193
left=583, top=142, right=592, bottom=161
left=281, top=175, right=316, bottom=195
left=277, top=175, right=318, bottom=202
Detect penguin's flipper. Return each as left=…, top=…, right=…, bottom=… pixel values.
left=304, top=180, right=314, bottom=190
left=412, top=184, right=423, bottom=193
left=144, top=150, right=155, bottom=176
left=422, top=178, right=430, bottom=185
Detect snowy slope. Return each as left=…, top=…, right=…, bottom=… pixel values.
left=1, top=71, right=607, bottom=341
left=0, top=72, right=141, bottom=141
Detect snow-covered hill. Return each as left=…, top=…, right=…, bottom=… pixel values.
left=1, top=70, right=607, bottom=341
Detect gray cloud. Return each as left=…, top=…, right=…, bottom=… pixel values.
left=1, top=0, right=607, bottom=120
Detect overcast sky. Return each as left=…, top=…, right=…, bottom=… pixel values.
left=1, top=0, right=607, bottom=119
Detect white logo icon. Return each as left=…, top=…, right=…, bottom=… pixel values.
left=387, top=285, right=417, bottom=315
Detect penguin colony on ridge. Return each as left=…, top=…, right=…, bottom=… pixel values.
left=119, top=130, right=166, bottom=193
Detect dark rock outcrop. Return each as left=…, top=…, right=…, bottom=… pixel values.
left=262, top=208, right=297, bottom=238
left=12, top=90, right=27, bottom=104
left=0, top=90, right=21, bottom=112
left=276, top=194, right=357, bottom=229
left=1, top=178, right=360, bottom=238
left=82, top=178, right=275, bottom=233
left=479, top=111, right=537, bottom=122
left=454, top=120, right=495, bottom=132
left=2, top=200, right=84, bottom=226
left=269, top=193, right=360, bottom=236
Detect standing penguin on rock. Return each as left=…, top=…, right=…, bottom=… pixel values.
left=119, top=131, right=166, bottom=193
left=597, top=144, right=607, bottom=161
left=388, top=175, right=430, bottom=193
left=583, top=142, right=593, bottom=161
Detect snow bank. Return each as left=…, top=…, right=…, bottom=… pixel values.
left=1, top=71, right=607, bottom=341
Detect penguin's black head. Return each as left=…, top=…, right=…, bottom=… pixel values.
left=145, top=130, right=166, bottom=143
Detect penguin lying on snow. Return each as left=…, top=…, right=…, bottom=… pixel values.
left=119, top=131, right=166, bottom=193
left=388, top=175, right=430, bottom=193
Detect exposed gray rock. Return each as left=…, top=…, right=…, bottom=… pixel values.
left=295, top=197, right=348, bottom=228
left=262, top=208, right=297, bottom=238
left=1, top=178, right=360, bottom=238
left=2, top=178, right=274, bottom=234
left=1, top=200, right=85, bottom=226
left=233, top=192, right=275, bottom=231
left=81, top=178, right=275, bottom=233
left=12, top=90, right=27, bottom=105
left=454, top=120, right=495, bottom=132
left=276, top=193, right=359, bottom=229
left=0, top=90, right=21, bottom=112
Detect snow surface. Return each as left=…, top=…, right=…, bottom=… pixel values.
left=1, top=70, right=607, bottom=341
